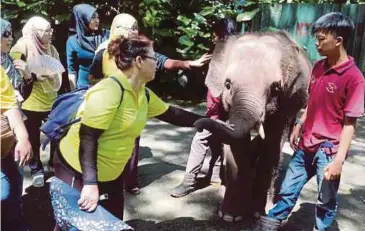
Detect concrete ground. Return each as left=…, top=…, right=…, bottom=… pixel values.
left=22, top=103, right=365, bottom=231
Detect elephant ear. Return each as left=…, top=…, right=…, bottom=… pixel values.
left=205, top=41, right=227, bottom=98
left=275, top=31, right=311, bottom=98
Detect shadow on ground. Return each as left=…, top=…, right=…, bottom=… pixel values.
left=280, top=187, right=365, bottom=231
left=23, top=173, right=56, bottom=231
left=127, top=217, right=244, bottom=231
left=138, top=162, right=185, bottom=188
left=21, top=105, right=365, bottom=231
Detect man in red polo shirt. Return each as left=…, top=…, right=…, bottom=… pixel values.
left=258, top=12, right=365, bottom=231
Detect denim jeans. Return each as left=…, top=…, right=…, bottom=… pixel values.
left=268, top=145, right=340, bottom=230
left=1, top=154, right=27, bottom=231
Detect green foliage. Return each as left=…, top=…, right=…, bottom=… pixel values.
left=174, top=1, right=235, bottom=59
left=1, top=0, right=363, bottom=60
left=139, top=0, right=235, bottom=59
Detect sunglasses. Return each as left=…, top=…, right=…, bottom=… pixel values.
left=116, top=25, right=139, bottom=32
left=37, top=28, right=54, bottom=34
left=2, top=30, right=12, bottom=38
left=142, top=55, right=157, bottom=62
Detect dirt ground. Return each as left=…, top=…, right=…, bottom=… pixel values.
left=22, top=103, right=365, bottom=231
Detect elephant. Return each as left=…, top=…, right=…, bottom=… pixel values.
left=194, top=31, right=312, bottom=221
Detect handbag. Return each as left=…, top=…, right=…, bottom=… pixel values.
left=19, top=77, right=34, bottom=101
left=1, top=114, right=16, bottom=158
left=49, top=177, right=133, bottom=231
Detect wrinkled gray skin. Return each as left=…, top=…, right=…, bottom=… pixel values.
left=200, top=31, right=312, bottom=218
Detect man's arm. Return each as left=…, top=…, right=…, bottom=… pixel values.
left=66, top=38, right=78, bottom=90
left=324, top=116, right=357, bottom=180
left=289, top=106, right=307, bottom=150
left=163, top=53, right=212, bottom=70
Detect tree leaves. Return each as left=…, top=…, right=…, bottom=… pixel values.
left=237, top=8, right=260, bottom=22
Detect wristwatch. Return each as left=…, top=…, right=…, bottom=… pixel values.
left=295, top=118, right=304, bottom=126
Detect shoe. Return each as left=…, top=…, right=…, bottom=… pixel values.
left=32, top=174, right=45, bottom=187
left=170, top=173, right=196, bottom=198
left=206, top=163, right=223, bottom=184
left=218, top=210, right=243, bottom=223
left=126, top=187, right=140, bottom=195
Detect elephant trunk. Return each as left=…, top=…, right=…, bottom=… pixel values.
left=222, top=89, right=265, bottom=143
left=194, top=92, right=264, bottom=144
left=193, top=117, right=254, bottom=144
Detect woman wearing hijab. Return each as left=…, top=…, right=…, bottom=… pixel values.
left=67, top=3, right=108, bottom=89
left=89, top=13, right=212, bottom=195
left=1, top=19, right=25, bottom=93
left=1, top=18, right=32, bottom=231
left=10, top=16, right=63, bottom=187
left=89, top=13, right=139, bottom=83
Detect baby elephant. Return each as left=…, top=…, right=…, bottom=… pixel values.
left=194, top=31, right=312, bottom=222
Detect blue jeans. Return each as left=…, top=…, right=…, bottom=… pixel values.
left=268, top=146, right=340, bottom=230
left=1, top=154, right=27, bottom=231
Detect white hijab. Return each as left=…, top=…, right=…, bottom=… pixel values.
left=95, top=13, right=138, bottom=54
left=20, top=16, right=52, bottom=58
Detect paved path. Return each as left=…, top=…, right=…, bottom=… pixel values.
left=23, top=103, right=365, bottom=231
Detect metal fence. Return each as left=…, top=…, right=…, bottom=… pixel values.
left=252, top=4, right=365, bottom=74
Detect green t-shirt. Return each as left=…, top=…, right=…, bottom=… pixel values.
left=60, top=73, right=168, bottom=182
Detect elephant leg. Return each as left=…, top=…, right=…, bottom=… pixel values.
left=220, top=137, right=253, bottom=220
left=251, top=134, right=282, bottom=215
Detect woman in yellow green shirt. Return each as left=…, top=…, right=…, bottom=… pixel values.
left=1, top=66, right=32, bottom=230
left=10, top=16, right=63, bottom=187
left=90, top=13, right=212, bottom=195
left=54, top=35, right=206, bottom=221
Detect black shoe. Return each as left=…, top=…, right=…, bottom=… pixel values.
left=171, top=173, right=196, bottom=198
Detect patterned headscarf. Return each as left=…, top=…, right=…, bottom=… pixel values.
left=70, top=4, right=107, bottom=53
left=21, top=16, right=51, bottom=57
left=11, top=16, right=59, bottom=59
left=1, top=18, right=23, bottom=89
left=96, top=13, right=138, bottom=54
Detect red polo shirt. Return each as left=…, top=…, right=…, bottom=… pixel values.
left=299, top=57, right=365, bottom=155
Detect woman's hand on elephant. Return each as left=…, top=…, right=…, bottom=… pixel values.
left=194, top=118, right=212, bottom=132
left=194, top=118, right=235, bottom=133
left=289, top=124, right=301, bottom=151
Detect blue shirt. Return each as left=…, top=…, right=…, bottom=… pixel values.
left=66, top=31, right=109, bottom=88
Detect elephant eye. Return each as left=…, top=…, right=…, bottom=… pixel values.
left=224, top=79, right=231, bottom=90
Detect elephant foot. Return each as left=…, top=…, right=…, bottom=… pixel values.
left=218, top=210, right=243, bottom=223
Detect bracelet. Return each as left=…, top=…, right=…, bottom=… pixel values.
left=295, top=118, right=303, bottom=126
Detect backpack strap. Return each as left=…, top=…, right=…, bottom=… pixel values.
left=145, top=88, right=150, bottom=103
left=109, top=76, right=124, bottom=107
left=110, top=76, right=150, bottom=106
